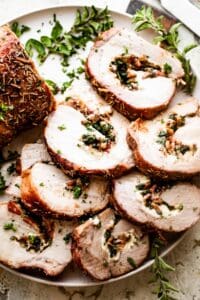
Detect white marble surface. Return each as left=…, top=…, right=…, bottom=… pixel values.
left=0, top=1, right=200, bottom=299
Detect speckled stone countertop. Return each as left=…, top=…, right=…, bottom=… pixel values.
left=0, top=1, right=200, bottom=299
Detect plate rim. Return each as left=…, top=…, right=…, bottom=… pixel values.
left=0, top=4, right=187, bottom=287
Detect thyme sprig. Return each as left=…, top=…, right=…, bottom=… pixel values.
left=150, top=238, right=179, bottom=300
left=132, top=6, right=197, bottom=94
left=25, top=6, right=113, bottom=65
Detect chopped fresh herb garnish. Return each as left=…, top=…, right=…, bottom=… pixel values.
left=132, top=6, right=197, bottom=94
left=4, top=222, right=16, bottom=232
left=0, top=103, right=13, bottom=121
left=163, top=63, right=172, bottom=75
left=15, top=183, right=20, bottom=189
left=127, top=257, right=136, bottom=268
left=73, top=186, right=82, bottom=199
left=45, top=79, right=59, bottom=95
left=25, top=6, right=113, bottom=66
left=7, top=163, right=16, bottom=175
left=63, top=233, right=71, bottom=244
left=39, top=182, right=44, bottom=187
left=11, top=22, right=30, bottom=37
left=57, top=150, right=62, bottom=154
left=58, top=124, right=66, bottom=131
left=150, top=238, right=179, bottom=299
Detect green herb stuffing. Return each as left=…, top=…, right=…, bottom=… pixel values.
left=132, top=6, right=197, bottom=94
left=73, top=186, right=82, bottom=199
left=7, top=163, right=16, bottom=175
left=63, top=233, right=71, bottom=244
left=0, top=172, right=6, bottom=192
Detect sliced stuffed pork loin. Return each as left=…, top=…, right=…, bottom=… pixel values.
left=87, top=28, right=184, bottom=120
left=113, top=171, right=200, bottom=232
left=45, top=93, right=134, bottom=177
left=72, top=208, right=149, bottom=280
left=128, top=97, right=200, bottom=180
left=0, top=200, right=76, bottom=276
left=21, top=162, right=109, bottom=218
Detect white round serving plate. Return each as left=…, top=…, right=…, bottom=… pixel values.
left=0, top=5, right=189, bottom=287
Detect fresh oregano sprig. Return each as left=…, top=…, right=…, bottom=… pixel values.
left=132, top=6, right=197, bottom=94
left=150, top=238, right=179, bottom=300
left=24, top=6, right=113, bottom=65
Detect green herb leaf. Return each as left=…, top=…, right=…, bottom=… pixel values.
left=25, top=39, right=46, bottom=63
left=73, top=186, right=82, bottom=199
left=163, top=63, right=172, bottom=75
left=4, top=222, right=16, bottom=232
left=51, top=20, right=63, bottom=40
left=58, top=124, right=66, bottom=131
left=40, top=36, right=53, bottom=48
left=45, top=79, right=59, bottom=95
left=11, top=22, right=30, bottom=37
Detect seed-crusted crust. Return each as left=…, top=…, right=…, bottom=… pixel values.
left=0, top=25, right=54, bottom=148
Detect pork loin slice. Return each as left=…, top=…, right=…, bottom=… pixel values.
left=72, top=208, right=149, bottom=280
left=113, top=171, right=200, bottom=232
left=87, top=28, right=184, bottom=120
left=0, top=26, right=54, bottom=149
left=0, top=200, right=76, bottom=276
left=21, top=162, right=109, bottom=218
left=128, top=97, right=200, bottom=180
left=45, top=102, right=134, bottom=177
left=20, top=143, right=51, bottom=172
